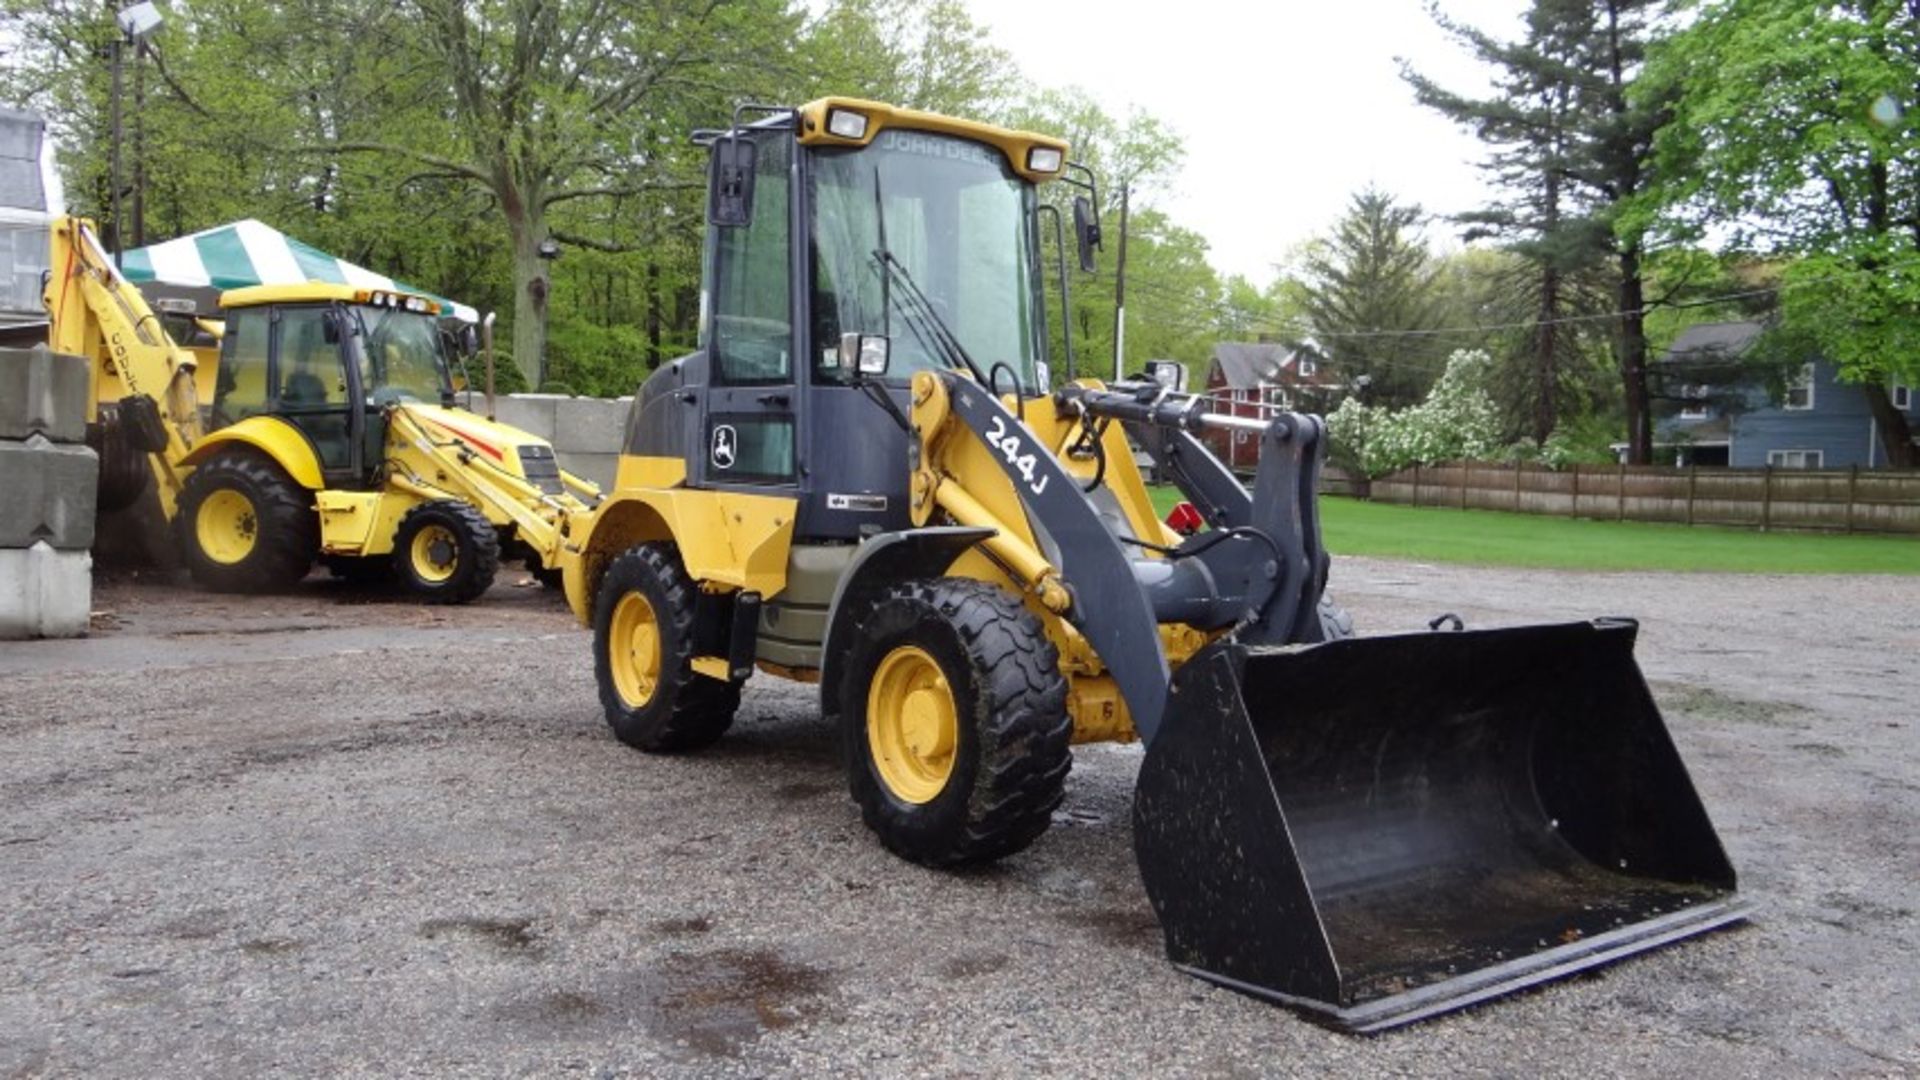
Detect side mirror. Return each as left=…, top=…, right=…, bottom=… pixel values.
left=1073, top=195, right=1102, bottom=273
left=459, top=325, right=478, bottom=356
left=1146, top=359, right=1188, bottom=393
left=840, top=332, right=890, bottom=377
left=322, top=310, right=342, bottom=345
left=708, top=134, right=758, bottom=228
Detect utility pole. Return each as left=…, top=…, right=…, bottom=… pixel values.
left=109, top=34, right=123, bottom=266
left=1111, top=182, right=1129, bottom=382
left=106, top=2, right=164, bottom=265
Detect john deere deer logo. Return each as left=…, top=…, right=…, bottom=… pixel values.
left=711, top=424, right=738, bottom=470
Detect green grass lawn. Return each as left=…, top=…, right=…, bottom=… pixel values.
left=1144, top=487, right=1920, bottom=574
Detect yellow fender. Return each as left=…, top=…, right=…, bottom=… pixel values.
left=178, top=415, right=326, bottom=490
left=561, top=455, right=797, bottom=625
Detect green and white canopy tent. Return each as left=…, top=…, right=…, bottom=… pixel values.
left=121, top=218, right=478, bottom=323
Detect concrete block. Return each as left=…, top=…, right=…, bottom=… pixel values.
left=0, top=541, right=91, bottom=639
left=555, top=451, right=618, bottom=492
left=549, top=397, right=629, bottom=454
left=0, top=344, right=90, bottom=443
left=492, top=394, right=562, bottom=443
left=0, top=434, right=98, bottom=550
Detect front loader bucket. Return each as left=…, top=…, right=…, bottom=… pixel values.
left=1133, top=619, right=1749, bottom=1033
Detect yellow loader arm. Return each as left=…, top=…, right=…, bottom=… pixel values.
left=44, top=215, right=204, bottom=514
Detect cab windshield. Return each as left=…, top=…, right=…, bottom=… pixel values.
left=352, top=307, right=449, bottom=404
left=810, top=129, right=1044, bottom=389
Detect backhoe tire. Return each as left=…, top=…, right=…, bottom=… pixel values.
left=391, top=500, right=499, bottom=604
left=177, top=448, right=316, bottom=593
left=593, top=543, right=740, bottom=752
left=841, top=579, right=1072, bottom=868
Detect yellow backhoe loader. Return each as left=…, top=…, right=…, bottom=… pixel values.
left=557, top=98, right=1749, bottom=1031
left=46, top=216, right=596, bottom=601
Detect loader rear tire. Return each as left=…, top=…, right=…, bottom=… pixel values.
left=177, top=449, right=316, bottom=592
left=593, top=543, right=740, bottom=752
left=392, top=500, right=500, bottom=604
left=841, top=579, right=1072, bottom=867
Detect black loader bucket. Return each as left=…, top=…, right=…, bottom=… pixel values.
left=1133, top=619, right=1749, bottom=1033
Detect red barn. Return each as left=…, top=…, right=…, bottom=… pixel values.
left=1203, top=342, right=1336, bottom=473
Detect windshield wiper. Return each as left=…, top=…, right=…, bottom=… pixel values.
left=872, top=248, right=987, bottom=384
left=867, top=165, right=986, bottom=384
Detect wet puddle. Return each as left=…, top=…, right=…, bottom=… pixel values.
left=501, top=946, right=835, bottom=1060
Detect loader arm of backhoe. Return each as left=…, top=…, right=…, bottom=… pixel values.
left=45, top=215, right=204, bottom=511
left=384, top=405, right=587, bottom=567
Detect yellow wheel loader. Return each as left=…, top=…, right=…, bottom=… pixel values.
left=560, top=98, right=1749, bottom=1031
left=45, top=216, right=596, bottom=601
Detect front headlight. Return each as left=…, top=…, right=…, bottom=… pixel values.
left=826, top=108, right=869, bottom=139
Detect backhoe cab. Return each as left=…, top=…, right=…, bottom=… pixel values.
left=567, top=97, right=1748, bottom=1032
left=46, top=216, right=595, bottom=601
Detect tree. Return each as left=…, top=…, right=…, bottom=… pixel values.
left=1297, top=186, right=1448, bottom=408
left=1407, top=0, right=1673, bottom=462
left=392, top=0, right=796, bottom=387
left=1637, top=0, right=1920, bottom=465
left=799, top=0, right=1017, bottom=116
left=1325, top=348, right=1504, bottom=476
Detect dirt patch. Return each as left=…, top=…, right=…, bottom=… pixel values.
left=1649, top=680, right=1810, bottom=727
left=239, top=937, right=302, bottom=957
left=646, top=947, right=835, bottom=1058
left=498, top=946, right=835, bottom=1060
left=1073, top=907, right=1162, bottom=951
left=651, top=915, right=715, bottom=936
left=418, top=916, right=541, bottom=955
left=939, top=952, right=1010, bottom=980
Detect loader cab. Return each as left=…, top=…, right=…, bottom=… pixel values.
left=634, top=98, right=1067, bottom=540
left=213, top=284, right=454, bottom=488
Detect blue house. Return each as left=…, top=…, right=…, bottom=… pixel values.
left=1654, top=320, right=1919, bottom=468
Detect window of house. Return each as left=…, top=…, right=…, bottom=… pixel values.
left=1894, top=380, right=1912, bottom=410
left=1680, top=383, right=1709, bottom=419
left=1767, top=449, right=1822, bottom=469
left=1297, top=356, right=1317, bottom=378
left=1783, top=363, right=1814, bottom=410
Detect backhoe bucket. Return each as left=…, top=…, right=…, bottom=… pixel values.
left=1133, top=619, right=1748, bottom=1033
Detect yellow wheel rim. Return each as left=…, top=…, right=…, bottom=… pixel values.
left=608, top=591, right=663, bottom=708
left=409, top=524, right=459, bottom=583
left=194, top=489, right=258, bottom=565
left=866, top=645, right=958, bottom=804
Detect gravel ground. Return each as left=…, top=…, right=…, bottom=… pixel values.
left=1, top=558, right=1915, bottom=1078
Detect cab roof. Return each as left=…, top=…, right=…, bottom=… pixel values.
left=793, top=97, right=1070, bottom=184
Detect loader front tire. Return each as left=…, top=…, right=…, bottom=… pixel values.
left=593, top=543, right=740, bottom=752
left=177, top=449, right=316, bottom=592
left=842, top=579, right=1072, bottom=867
left=392, top=500, right=500, bottom=604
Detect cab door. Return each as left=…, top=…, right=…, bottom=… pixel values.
left=699, top=124, right=801, bottom=492
left=269, top=304, right=363, bottom=487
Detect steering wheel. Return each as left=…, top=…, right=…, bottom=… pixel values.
left=370, top=386, right=420, bottom=408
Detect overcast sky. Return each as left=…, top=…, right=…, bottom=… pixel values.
left=964, top=0, right=1532, bottom=285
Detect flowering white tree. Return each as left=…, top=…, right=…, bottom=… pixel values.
left=1327, top=349, right=1503, bottom=477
